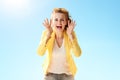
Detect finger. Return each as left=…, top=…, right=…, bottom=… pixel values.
left=45, top=18, right=48, bottom=24
left=74, top=22, right=77, bottom=27
left=73, top=20, right=76, bottom=27
left=44, top=19, right=47, bottom=24
left=68, top=20, right=70, bottom=26
left=50, top=19, right=52, bottom=26
left=43, top=19, right=46, bottom=25
left=71, top=19, right=73, bottom=23
left=43, top=20, right=48, bottom=28
left=43, top=20, right=47, bottom=27
left=42, top=22, right=46, bottom=28
left=46, top=18, right=49, bottom=24
left=72, top=20, right=76, bottom=29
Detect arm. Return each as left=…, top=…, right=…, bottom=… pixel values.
left=68, top=31, right=82, bottom=57
left=37, top=30, right=51, bottom=56
left=37, top=18, right=52, bottom=56
left=67, top=20, right=82, bottom=57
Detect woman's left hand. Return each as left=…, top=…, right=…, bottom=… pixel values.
left=66, top=20, right=76, bottom=39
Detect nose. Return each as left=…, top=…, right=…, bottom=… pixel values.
left=58, top=20, right=62, bottom=25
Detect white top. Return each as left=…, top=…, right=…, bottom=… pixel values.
left=48, top=39, right=71, bottom=75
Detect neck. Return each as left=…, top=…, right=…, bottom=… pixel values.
left=55, top=31, right=63, bottom=39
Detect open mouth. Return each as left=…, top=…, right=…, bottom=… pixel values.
left=56, top=26, right=62, bottom=29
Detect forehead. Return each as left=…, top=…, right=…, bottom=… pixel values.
left=52, top=12, right=67, bottom=19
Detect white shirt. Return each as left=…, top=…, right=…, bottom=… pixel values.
left=48, top=39, right=71, bottom=75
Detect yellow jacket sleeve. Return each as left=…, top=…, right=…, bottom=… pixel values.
left=37, top=30, right=48, bottom=56
left=70, top=31, right=82, bottom=57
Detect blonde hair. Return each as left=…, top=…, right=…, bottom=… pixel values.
left=51, top=8, right=71, bottom=30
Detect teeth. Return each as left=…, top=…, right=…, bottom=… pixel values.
left=57, top=26, right=62, bottom=28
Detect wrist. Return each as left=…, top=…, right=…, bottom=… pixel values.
left=68, top=34, right=74, bottom=41
left=47, top=28, right=52, bottom=34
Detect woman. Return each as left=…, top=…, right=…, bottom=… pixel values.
left=37, top=8, right=82, bottom=80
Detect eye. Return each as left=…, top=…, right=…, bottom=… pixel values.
left=61, top=19, right=64, bottom=21
left=54, top=18, right=58, bottom=21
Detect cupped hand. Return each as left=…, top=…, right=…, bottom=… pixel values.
left=67, top=20, right=76, bottom=36
left=43, top=18, right=53, bottom=34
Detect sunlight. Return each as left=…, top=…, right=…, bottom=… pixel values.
left=2, top=0, right=31, bottom=17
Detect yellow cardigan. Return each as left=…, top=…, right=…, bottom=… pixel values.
left=37, top=30, right=82, bottom=76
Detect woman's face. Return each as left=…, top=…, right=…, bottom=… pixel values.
left=51, top=13, right=67, bottom=33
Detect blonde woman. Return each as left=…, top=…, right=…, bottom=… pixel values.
left=37, top=8, right=82, bottom=80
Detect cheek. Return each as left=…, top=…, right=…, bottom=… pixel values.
left=64, top=20, right=68, bottom=24
left=63, top=21, right=67, bottom=26
left=52, top=21, right=57, bottom=25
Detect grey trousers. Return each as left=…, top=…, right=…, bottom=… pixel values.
left=44, top=73, right=74, bottom=80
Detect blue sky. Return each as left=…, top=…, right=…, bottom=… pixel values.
left=0, top=0, right=120, bottom=80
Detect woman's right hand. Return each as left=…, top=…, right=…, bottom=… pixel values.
left=43, top=18, right=53, bottom=34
